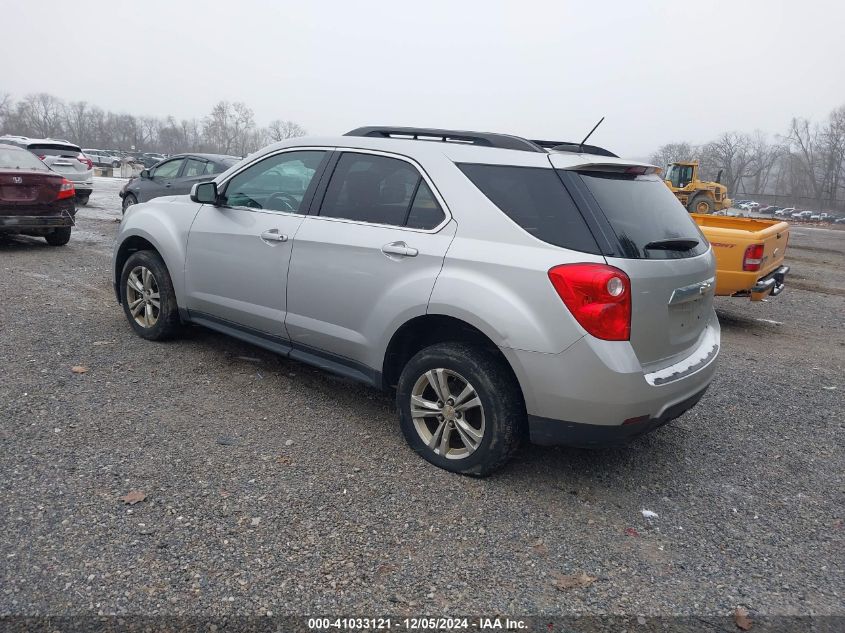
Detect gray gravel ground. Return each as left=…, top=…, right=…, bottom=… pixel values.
left=1, top=178, right=843, bottom=620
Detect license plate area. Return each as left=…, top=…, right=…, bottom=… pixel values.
left=1, top=186, right=35, bottom=201
left=669, top=297, right=708, bottom=344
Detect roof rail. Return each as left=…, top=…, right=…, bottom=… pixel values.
left=345, top=126, right=546, bottom=153
left=530, top=139, right=619, bottom=158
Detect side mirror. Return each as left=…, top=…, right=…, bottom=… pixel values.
left=191, top=181, right=219, bottom=204
left=140, top=169, right=150, bottom=179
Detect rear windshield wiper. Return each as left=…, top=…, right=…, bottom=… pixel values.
left=644, top=238, right=700, bottom=251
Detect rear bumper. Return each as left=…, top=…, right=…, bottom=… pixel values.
left=501, top=316, right=720, bottom=446
left=751, top=265, right=789, bottom=300
left=0, top=214, right=75, bottom=229
left=528, top=385, right=709, bottom=447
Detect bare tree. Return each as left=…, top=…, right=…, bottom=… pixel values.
left=16, top=93, right=66, bottom=138
left=64, top=101, right=91, bottom=146
left=266, top=119, right=307, bottom=142
left=202, top=101, right=258, bottom=155
left=700, top=132, right=759, bottom=193
left=649, top=141, right=697, bottom=169
left=786, top=117, right=824, bottom=200
left=0, top=92, right=12, bottom=133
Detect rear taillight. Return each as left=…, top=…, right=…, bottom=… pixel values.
left=37, top=154, right=46, bottom=161
left=743, top=244, right=764, bottom=271
left=78, top=153, right=93, bottom=169
left=57, top=178, right=75, bottom=200
left=548, top=264, right=631, bottom=341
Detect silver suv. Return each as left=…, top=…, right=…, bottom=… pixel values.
left=112, top=127, right=720, bottom=475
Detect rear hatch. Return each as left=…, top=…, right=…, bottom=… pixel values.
left=550, top=155, right=716, bottom=370
left=28, top=143, right=90, bottom=183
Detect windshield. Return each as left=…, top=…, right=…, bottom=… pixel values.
left=665, top=164, right=694, bottom=188
left=0, top=146, right=50, bottom=171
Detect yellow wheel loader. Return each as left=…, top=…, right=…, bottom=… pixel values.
left=664, top=160, right=732, bottom=213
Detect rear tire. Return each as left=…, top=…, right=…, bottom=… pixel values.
left=397, top=342, right=525, bottom=476
left=112, top=161, right=121, bottom=168
left=122, top=193, right=137, bottom=214
left=77, top=195, right=89, bottom=206
left=44, top=227, right=72, bottom=246
left=689, top=196, right=714, bottom=214
left=120, top=250, right=181, bottom=341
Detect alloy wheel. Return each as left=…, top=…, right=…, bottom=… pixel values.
left=126, top=265, right=160, bottom=328
left=410, top=368, right=485, bottom=460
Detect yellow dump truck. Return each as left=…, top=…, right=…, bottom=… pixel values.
left=692, top=214, right=790, bottom=301
left=665, top=160, right=731, bottom=213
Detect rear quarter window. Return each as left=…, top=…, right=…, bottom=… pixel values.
left=458, top=163, right=600, bottom=254
left=577, top=172, right=708, bottom=259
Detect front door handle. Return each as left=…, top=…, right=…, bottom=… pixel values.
left=382, top=241, right=418, bottom=257
left=260, top=229, right=288, bottom=243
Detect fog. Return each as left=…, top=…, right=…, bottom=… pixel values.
left=3, top=0, right=844, bottom=156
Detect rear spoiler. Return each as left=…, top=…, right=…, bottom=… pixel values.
left=552, top=156, right=663, bottom=176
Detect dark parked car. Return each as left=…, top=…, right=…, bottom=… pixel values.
left=119, top=153, right=238, bottom=213
left=0, top=143, right=77, bottom=245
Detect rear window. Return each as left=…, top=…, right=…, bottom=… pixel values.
left=458, top=163, right=600, bottom=253
left=27, top=143, right=81, bottom=157
left=0, top=146, right=49, bottom=170
left=577, top=172, right=708, bottom=259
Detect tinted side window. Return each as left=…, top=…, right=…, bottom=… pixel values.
left=223, top=150, right=325, bottom=212
left=320, top=153, right=423, bottom=227
left=458, top=163, right=600, bottom=253
left=152, top=159, right=183, bottom=179
left=578, top=172, right=707, bottom=259
left=183, top=158, right=209, bottom=178
left=406, top=181, right=445, bottom=229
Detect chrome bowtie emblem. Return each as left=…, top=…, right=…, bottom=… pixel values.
left=12, top=176, right=22, bottom=184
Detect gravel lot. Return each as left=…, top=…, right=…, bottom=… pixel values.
left=1, top=178, right=843, bottom=621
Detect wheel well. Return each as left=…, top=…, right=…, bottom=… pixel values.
left=382, top=314, right=523, bottom=400
left=114, top=236, right=158, bottom=301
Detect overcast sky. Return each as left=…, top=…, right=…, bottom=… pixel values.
left=3, top=0, right=844, bottom=156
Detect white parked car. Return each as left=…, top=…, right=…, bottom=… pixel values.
left=84, top=149, right=123, bottom=168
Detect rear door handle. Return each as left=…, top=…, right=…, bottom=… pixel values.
left=382, top=241, right=418, bottom=257
left=260, top=229, right=288, bottom=243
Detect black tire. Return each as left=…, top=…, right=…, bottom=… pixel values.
left=77, top=195, right=89, bottom=206
left=119, top=250, right=181, bottom=341
left=121, top=193, right=137, bottom=214
left=112, top=161, right=121, bottom=168
left=688, top=196, right=714, bottom=214
left=397, top=342, right=525, bottom=476
left=44, top=226, right=72, bottom=246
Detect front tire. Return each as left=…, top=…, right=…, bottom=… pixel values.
left=689, top=196, right=714, bottom=214
left=397, top=342, right=525, bottom=476
left=44, top=227, right=71, bottom=246
left=120, top=250, right=181, bottom=340
left=122, top=193, right=137, bottom=214
left=76, top=195, right=89, bottom=206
